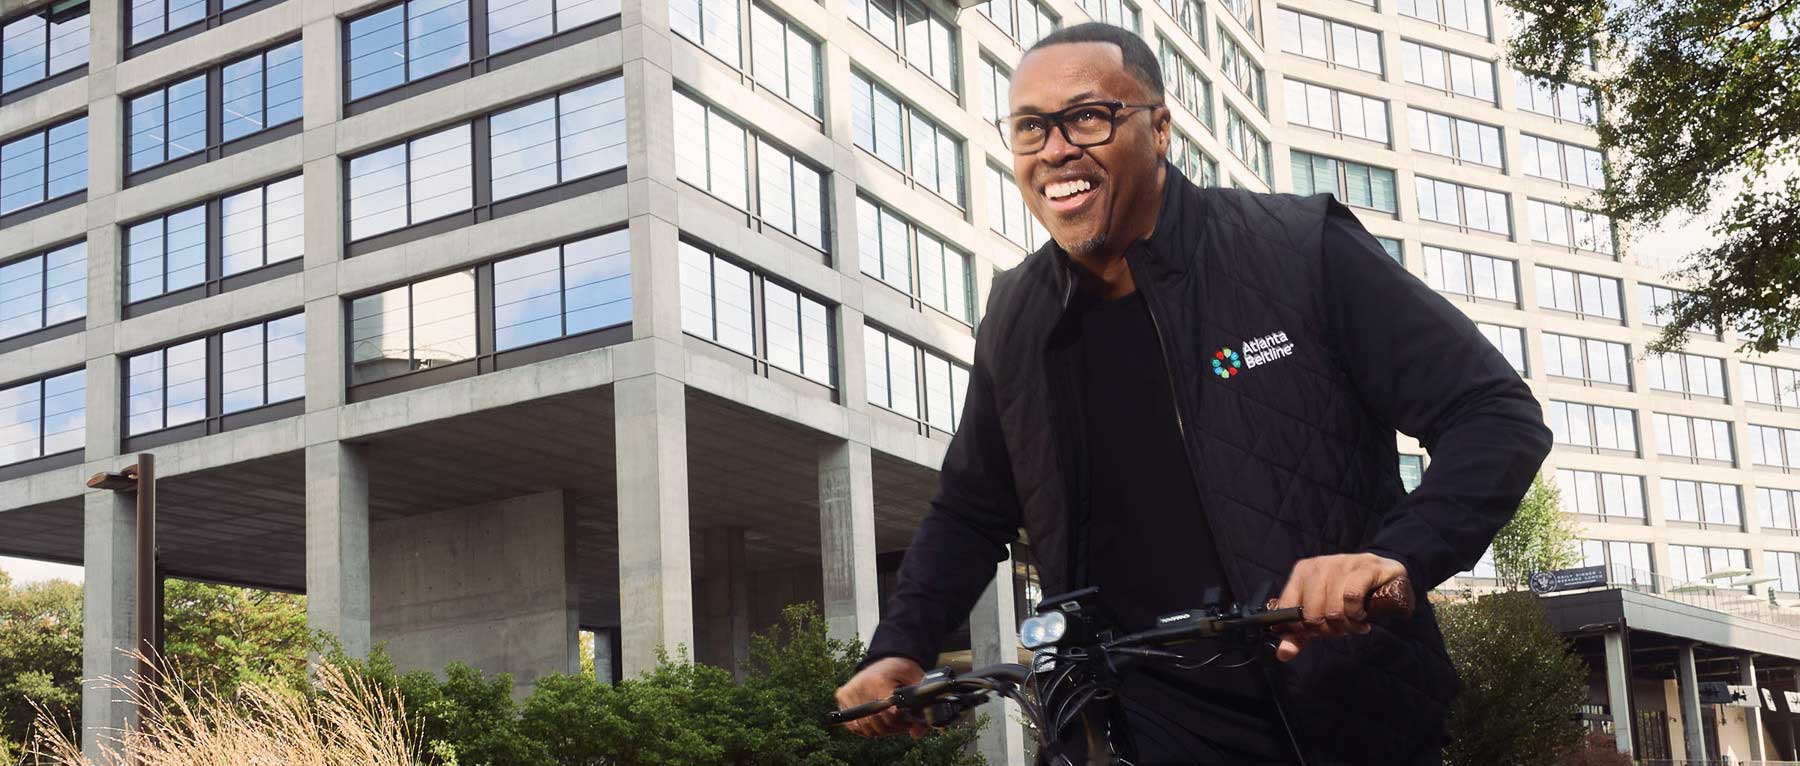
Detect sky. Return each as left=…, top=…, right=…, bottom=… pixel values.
left=1, top=555, right=83, bottom=585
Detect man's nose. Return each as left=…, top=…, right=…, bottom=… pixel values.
left=1036, top=124, right=1084, bottom=164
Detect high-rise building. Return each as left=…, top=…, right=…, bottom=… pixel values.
left=2, top=0, right=1798, bottom=760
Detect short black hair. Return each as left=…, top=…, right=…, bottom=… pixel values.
left=1024, top=22, right=1164, bottom=101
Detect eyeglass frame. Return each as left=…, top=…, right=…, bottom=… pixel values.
left=997, top=100, right=1166, bottom=154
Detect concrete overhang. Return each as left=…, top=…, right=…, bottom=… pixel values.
left=1543, top=588, right=1800, bottom=663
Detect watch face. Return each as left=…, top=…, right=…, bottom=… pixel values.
left=1529, top=572, right=1554, bottom=593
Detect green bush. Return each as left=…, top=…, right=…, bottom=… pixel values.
left=333, top=603, right=983, bottom=766
left=1440, top=591, right=1588, bottom=766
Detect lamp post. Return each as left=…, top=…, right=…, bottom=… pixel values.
left=87, top=453, right=160, bottom=708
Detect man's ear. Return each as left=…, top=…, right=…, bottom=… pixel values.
left=1153, top=105, right=1171, bottom=156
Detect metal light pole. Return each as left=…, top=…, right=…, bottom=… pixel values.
left=87, top=453, right=159, bottom=712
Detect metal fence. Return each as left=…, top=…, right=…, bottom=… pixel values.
left=1563, top=564, right=1800, bottom=632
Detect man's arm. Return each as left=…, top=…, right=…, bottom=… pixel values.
left=860, top=347, right=1024, bottom=670
left=1318, top=196, right=1553, bottom=591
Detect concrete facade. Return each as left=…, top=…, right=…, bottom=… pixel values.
left=0, top=0, right=1796, bottom=760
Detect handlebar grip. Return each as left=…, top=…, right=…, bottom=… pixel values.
left=828, top=696, right=896, bottom=725
left=1364, top=575, right=1415, bottom=620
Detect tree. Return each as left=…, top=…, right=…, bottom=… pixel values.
left=161, top=578, right=310, bottom=696
left=0, top=571, right=83, bottom=757
left=1440, top=591, right=1591, bottom=766
left=1490, top=474, right=1580, bottom=590
left=1502, top=0, right=1800, bottom=354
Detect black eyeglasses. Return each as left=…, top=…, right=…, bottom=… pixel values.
left=998, top=100, right=1164, bottom=154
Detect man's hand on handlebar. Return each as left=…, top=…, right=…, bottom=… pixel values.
left=834, top=656, right=929, bottom=739
left=1272, top=552, right=1408, bottom=663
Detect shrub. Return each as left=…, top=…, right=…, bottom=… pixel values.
left=1439, top=591, right=1589, bottom=766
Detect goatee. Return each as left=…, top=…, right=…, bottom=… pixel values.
left=1061, top=232, right=1107, bottom=258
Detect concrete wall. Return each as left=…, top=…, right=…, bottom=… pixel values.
left=370, top=490, right=579, bottom=700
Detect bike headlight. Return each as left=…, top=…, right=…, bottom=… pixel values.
left=1019, top=611, right=1069, bottom=649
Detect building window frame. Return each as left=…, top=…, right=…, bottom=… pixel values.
left=121, top=311, right=306, bottom=452
left=1475, top=321, right=1526, bottom=376
left=125, top=0, right=286, bottom=57
left=1405, top=106, right=1503, bottom=168
left=856, top=194, right=974, bottom=325
left=0, top=239, right=86, bottom=354
left=849, top=70, right=966, bottom=208
left=1398, top=39, right=1496, bottom=102
left=679, top=240, right=837, bottom=391
left=342, top=76, right=627, bottom=257
left=0, top=366, right=85, bottom=480
left=0, top=114, right=88, bottom=228
left=1414, top=175, right=1510, bottom=236
left=121, top=173, right=305, bottom=319
left=1653, top=412, right=1736, bottom=466
left=123, top=38, right=304, bottom=186
left=672, top=89, right=831, bottom=254
left=1277, top=7, right=1383, bottom=76
left=1534, top=265, right=1623, bottom=323
left=344, top=228, right=633, bottom=402
left=1556, top=467, right=1647, bottom=524
left=341, top=0, right=621, bottom=116
left=1547, top=399, right=1639, bottom=456
left=864, top=323, right=970, bottom=436
left=1, top=0, right=89, bottom=104
left=1540, top=331, right=1629, bottom=389
left=1289, top=150, right=1397, bottom=214
left=1419, top=245, right=1517, bottom=307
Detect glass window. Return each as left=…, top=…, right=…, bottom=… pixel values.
left=849, top=72, right=963, bottom=205
left=221, top=40, right=303, bottom=143
left=980, top=0, right=1057, bottom=47
left=1405, top=107, right=1502, bottom=167
left=1285, top=80, right=1388, bottom=144
left=1760, top=487, right=1800, bottom=531
left=757, top=138, right=827, bottom=250
left=1577, top=539, right=1652, bottom=586
left=750, top=4, right=820, bottom=117
left=1514, top=72, right=1598, bottom=125
left=1219, top=0, right=1256, bottom=36
left=0, top=116, right=86, bottom=215
left=1528, top=199, right=1613, bottom=254
left=129, top=0, right=205, bottom=45
left=492, top=78, right=625, bottom=200
left=681, top=242, right=833, bottom=384
left=1533, top=266, right=1620, bottom=320
left=347, top=123, right=474, bottom=240
left=671, top=0, right=739, bottom=64
left=1521, top=134, right=1604, bottom=188
left=348, top=270, right=477, bottom=384
left=673, top=90, right=748, bottom=208
left=124, top=204, right=206, bottom=303
left=220, top=314, right=306, bottom=414
left=494, top=229, right=632, bottom=350
left=1167, top=129, right=1219, bottom=187
left=346, top=0, right=470, bottom=101
left=127, top=74, right=206, bottom=172
left=1278, top=8, right=1380, bottom=74
left=1638, top=284, right=1714, bottom=334
left=1653, top=413, right=1734, bottom=462
left=1289, top=151, right=1395, bottom=213
left=1646, top=352, right=1727, bottom=398
left=0, top=369, right=84, bottom=466
left=220, top=175, right=304, bottom=276
left=1540, top=332, right=1628, bottom=385
left=1555, top=468, right=1646, bottom=519
left=857, top=195, right=974, bottom=323
left=1420, top=246, right=1516, bottom=303
left=1679, top=492, right=1737, bottom=543
left=1475, top=322, right=1525, bottom=375
left=865, top=325, right=967, bottom=426
left=1158, top=37, right=1213, bottom=128
left=2, top=2, right=89, bottom=95
left=1400, top=0, right=1488, bottom=35
left=1669, top=545, right=1748, bottom=585
left=976, top=55, right=1011, bottom=128
left=1767, top=551, right=1800, bottom=593
left=1399, top=454, right=1424, bottom=492
left=488, top=0, right=613, bottom=54
left=1743, top=362, right=1800, bottom=409
left=1224, top=106, right=1270, bottom=183
left=988, top=165, right=1047, bottom=250
left=1414, top=176, right=1509, bottom=235
left=1396, top=40, right=1497, bottom=101
left=125, top=337, right=207, bottom=435
left=1548, top=400, right=1638, bottom=453
left=1218, top=27, right=1265, bottom=112
left=0, top=242, right=85, bottom=341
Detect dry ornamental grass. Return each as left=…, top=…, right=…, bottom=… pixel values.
left=26, top=653, right=426, bottom=766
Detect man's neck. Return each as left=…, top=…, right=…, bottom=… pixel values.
left=1067, top=164, right=1167, bottom=300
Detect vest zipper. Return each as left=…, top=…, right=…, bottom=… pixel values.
left=1127, top=252, right=1313, bottom=766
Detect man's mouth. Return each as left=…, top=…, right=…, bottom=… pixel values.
left=1043, top=178, right=1098, bottom=213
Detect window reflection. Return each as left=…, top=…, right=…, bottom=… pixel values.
left=0, top=370, right=84, bottom=466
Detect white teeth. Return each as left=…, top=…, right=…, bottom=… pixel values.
left=1046, top=179, right=1093, bottom=200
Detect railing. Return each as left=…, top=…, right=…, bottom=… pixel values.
left=1592, top=565, right=1800, bottom=632
left=1638, top=761, right=1800, bottom=765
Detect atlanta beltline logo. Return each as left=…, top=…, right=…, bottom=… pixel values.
left=1213, top=330, right=1297, bottom=379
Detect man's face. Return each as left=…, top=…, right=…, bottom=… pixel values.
left=1009, top=42, right=1170, bottom=258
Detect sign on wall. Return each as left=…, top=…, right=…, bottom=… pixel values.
left=1528, top=566, right=1608, bottom=594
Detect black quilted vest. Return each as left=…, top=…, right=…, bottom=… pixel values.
left=980, top=166, right=1455, bottom=764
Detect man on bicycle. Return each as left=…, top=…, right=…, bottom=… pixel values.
left=835, top=22, right=1551, bottom=766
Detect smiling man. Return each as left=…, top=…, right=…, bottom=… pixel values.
left=834, top=23, right=1551, bottom=765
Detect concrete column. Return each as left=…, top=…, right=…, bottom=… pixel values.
left=1742, top=654, right=1767, bottom=762
left=369, top=490, right=579, bottom=700
left=81, top=490, right=136, bottom=759
left=593, top=628, right=616, bottom=684
left=613, top=373, right=695, bottom=676
left=1602, top=631, right=1634, bottom=755
left=1677, top=643, right=1706, bottom=763
left=971, top=559, right=1027, bottom=766
left=305, top=441, right=371, bottom=660
left=698, top=526, right=751, bottom=677
left=819, top=439, right=880, bottom=643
